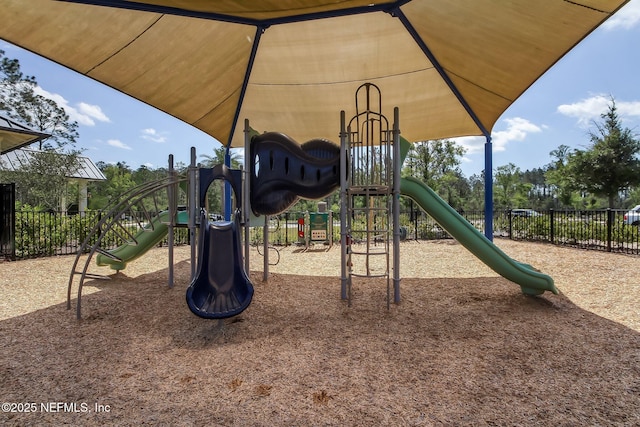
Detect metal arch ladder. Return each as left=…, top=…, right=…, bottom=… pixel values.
left=340, top=83, right=401, bottom=308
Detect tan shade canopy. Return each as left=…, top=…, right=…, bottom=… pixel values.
left=0, top=0, right=629, bottom=148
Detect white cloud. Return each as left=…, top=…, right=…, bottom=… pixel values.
left=557, top=95, right=611, bottom=126
left=455, top=136, right=485, bottom=155
left=602, top=0, right=640, bottom=30
left=491, top=117, right=544, bottom=152
left=140, top=128, right=168, bottom=143
left=454, top=117, right=544, bottom=158
left=557, top=95, right=640, bottom=127
left=33, top=86, right=110, bottom=126
left=77, top=102, right=110, bottom=123
left=616, top=100, right=640, bottom=117
left=107, top=139, right=132, bottom=150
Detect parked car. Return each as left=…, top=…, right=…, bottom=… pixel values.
left=623, top=204, right=640, bottom=225
left=510, top=209, right=540, bottom=218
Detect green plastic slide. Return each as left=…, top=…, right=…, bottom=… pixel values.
left=96, top=210, right=189, bottom=271
left=400, top=176, right=557, bottom=295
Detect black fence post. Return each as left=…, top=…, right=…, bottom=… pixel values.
left=285, top=212, right=289, bottom=246
left=550, top=209, right=554, bottom=244
left=48, top=211, right=54, bottom=256
left=0, top=183, right=16, bottom=260
left=607, top=208, right=612, bottom=252
left=97, top=210, right=103, bottom=245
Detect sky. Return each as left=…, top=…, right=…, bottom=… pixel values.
left=1, top=1, right=640, bottom=178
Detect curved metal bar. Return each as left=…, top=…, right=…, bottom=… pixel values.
left=67, top=175, right=187, bottom=319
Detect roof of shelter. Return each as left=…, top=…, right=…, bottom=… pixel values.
left=0, top=1, right=630, bottom=148
left=0, top=148, right=107, bottom=181
left=0, top=116, right=50, bottom=155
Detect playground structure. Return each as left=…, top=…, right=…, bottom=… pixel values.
left=246, top=83, right=559, bottom=312
left=68, top=83, right=557, bottom=320
left=5, top=0, right=624, bottom=325
left=67, top=148, right=256, bottom=320
left=245, top=83, right=557, bottom=307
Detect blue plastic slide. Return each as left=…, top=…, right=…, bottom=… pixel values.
left=185, top=210, right=254, bottom=319
left=185, top=165, right=254, bottom=319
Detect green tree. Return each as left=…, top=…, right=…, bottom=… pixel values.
left=521, top=167, right=549, bottom=209
left=627, top=185, right=640, bottom=208
left=463, top=173, right=485, bottom=211
left=199, top=145, right=242, bottom=169
left=0, top=150, right=82, bottom=210
left=132, top=164, right=166, bottom=186
left=1, top=50, right=79, bottom=150
left=405, top=139, right=467, bottom=208
left=1, top=50, right=82, bottom=210
left=545, top=145, right=580, bottom=208
left=493, top=163, right=531, bottom=210
left=0, top=49, right=36, bottom=106
left=568, top=99, right=640, bottom=208
left=88, top=162, right=135, bottom=209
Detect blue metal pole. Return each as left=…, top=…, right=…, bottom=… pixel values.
left=224, top=147, right=232, bottom=221
left=484, top=136, right=493, bottom=241
left=339, top=111, right=348, bottom=300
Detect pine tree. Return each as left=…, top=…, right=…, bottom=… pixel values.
left=568, top=99, right=640, bottom=208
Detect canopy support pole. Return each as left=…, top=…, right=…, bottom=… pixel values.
left=188, top=147, right=198, bottom=281
left=243, top=119, right=252, bottom=274
left=484, top=136, right=493, bottom=241
left=339, top=111, right=348, bottom=300
left=167, top=154, right=176, bottom=288
left=392, top=107, right=401, bottom=304
left=224, top=147, right=232, bottom=220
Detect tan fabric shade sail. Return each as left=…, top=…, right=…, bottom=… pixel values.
left=0, top=0, right=629, bottom=148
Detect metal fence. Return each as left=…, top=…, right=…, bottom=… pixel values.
left=2, top=209, right=190, bottom=260
left=3, top=207, right=639, bottom=260
left=495, top=209, right=640, bottom=255
left=251, top=208, right=640, bottom=255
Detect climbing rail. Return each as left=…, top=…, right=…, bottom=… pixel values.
left=67, top=157, right=186, bottom=319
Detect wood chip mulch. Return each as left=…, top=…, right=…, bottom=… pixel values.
left=1, top=239, right=639, bottom=426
